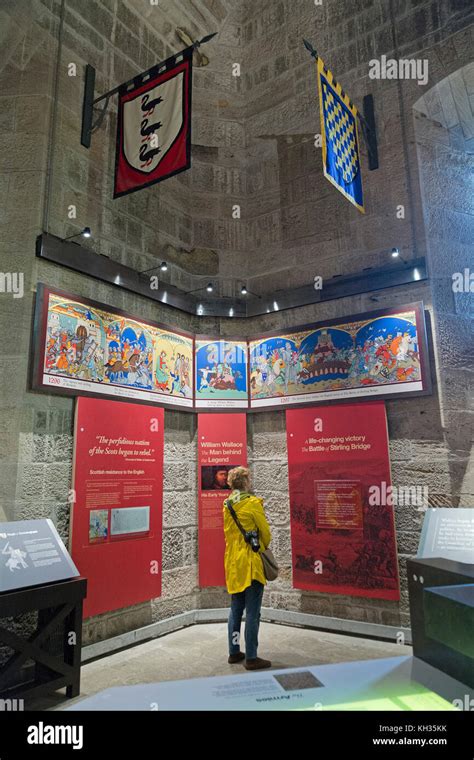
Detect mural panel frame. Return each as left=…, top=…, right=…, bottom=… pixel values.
left=31, top=284, right=195, bottom=411
left=248, top=302, right=431, bottom=411
left=32, top=288, right=431, bottom=413
left=194, top=335, right=250, bottom=410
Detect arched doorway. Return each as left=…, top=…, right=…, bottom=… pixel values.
left=414, top=63, right=474, bottom=507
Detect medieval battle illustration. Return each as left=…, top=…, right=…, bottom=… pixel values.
left=40, top=294, right=425, bottom=410
left=154, top=329, right=193, bottom=399
left=42, top=293, right=193, bottom=403
left=195, top=340, right=248, bottom=403
left=290, top=466, right=400, bottom=599
left=249, top=310, right=423, bottom=404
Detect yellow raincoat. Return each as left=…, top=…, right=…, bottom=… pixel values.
left=223, top=490, right=272, bottom=594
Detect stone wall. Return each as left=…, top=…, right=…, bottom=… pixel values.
left=241, top=0, right=473, bottom=293
left=414, top=62, right=474, bottom=508
left=0, top=0, right=472, bottom=650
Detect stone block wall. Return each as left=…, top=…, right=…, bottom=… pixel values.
left=241, top=0, right=474, bottom=294
left=413, top=63, right=474, bottom=509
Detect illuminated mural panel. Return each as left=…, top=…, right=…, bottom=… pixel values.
left=34, top=285, right=194, bottom=409
left=195, top=338, right=249, bottom=409
left=33, top=288, right=430, bottom=411
left=249, top=305, right=430, bottom=408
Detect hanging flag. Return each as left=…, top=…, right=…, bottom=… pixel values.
left=316, top=57, right=364, bottom=213
left=114, top=47, right=193, bottom=198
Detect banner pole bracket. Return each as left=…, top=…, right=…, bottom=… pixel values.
left=90, top=95, right=111, bottom=134
left=80, top=64, right=96, bottom=148
left=362, top=94, right=379, bottom=171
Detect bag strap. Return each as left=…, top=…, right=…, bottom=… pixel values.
left=225, top=495, right=255, bottom=543
left=226, top=503, right=247, bottom=539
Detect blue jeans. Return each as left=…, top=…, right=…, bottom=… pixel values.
left=228, top=580, right=264, bottom=660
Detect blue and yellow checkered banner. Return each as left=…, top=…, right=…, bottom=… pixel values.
left=317, top=57, right=364, bottom=213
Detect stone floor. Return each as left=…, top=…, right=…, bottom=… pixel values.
left=29, top=622, right=411, bottom=710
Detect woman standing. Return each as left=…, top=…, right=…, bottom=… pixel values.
left=223, top=466, right=272, bottom=670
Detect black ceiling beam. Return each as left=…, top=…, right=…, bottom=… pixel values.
left=36, top=232, right=426, bottom=319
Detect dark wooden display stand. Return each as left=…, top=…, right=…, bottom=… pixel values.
left=407, top=557, right=474, bottom=688
left=0, top=576, right=87, bottom=701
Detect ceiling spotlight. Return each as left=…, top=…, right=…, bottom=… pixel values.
left=197, top=304, right=204, bottom=315
left=184, top=282, right=215, bottom=296
left=390, top=246, right=407, bottom=263
left=65, top=226, right=91, bottom=241
left=160, top=261, right=168, bottom=271
left=240, top=285, right=262, bottom=299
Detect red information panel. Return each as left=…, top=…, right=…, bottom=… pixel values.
left=286, top=401, right=400, bottom=600
left=71, top=397, right=164, bottom=617
left=198, top=413, right=247, bottom=587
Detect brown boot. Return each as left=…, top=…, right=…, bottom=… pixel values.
left=228, top=652, right=245, bottom=664
left=245, top=657, right=271, bottom=670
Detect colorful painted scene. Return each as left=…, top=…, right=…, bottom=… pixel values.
left=105, top=318, right=154, bottom=389
left=195, top=340, right=248, bottom=400
left=89, top=509, right=109, bottom=543
left=249, top=310, right=421, bottom=402
left=44, top=296, right=106, bottom=382
left=154, top=329, right=193, bottom=400
left=43, top=294, right=193, bottom=401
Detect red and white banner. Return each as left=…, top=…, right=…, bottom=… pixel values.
left=71, top=397, right=164, bottom=617
left=114, top=49, right=192, bottom=198
left=286, top=401, right=400, bottom=600
left=198, top=413, right=247, bottom=587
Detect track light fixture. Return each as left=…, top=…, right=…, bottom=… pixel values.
left=184, top=282, right=214, bottom=296
left=240, top=284, right=262, bottom=299
left=64, top=226, right=91, bottom=241
left=390, top=246, right=406, bottom=263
